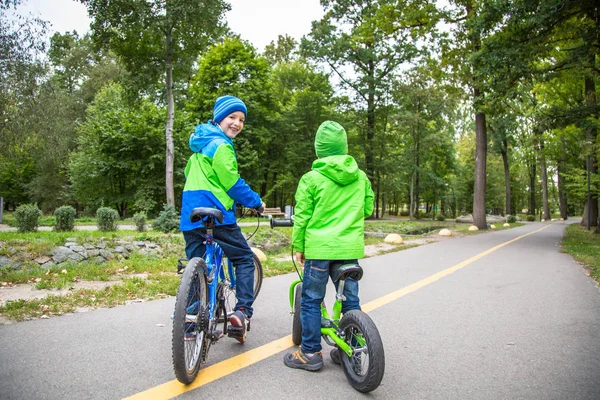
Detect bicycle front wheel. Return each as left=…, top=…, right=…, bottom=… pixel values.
left=220, top=253, right=263, bottom=319
left=172, top=257, right=209, bottom=384
left=339, top=310, right=385, bottom=393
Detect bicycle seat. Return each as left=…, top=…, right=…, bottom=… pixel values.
left=190, top=207, right=224, bottom=224
left=330, top=263, right=363, bottom=282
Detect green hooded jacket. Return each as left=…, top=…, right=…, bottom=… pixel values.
left=292, top=121, right=374, bottom=260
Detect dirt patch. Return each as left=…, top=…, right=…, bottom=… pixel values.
left=0, top=273, right=148, bottom=308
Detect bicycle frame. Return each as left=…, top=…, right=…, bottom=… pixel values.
left=289, top=277, right=356, bottom=357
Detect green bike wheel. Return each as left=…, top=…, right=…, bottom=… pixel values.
left=339, top=310, right=385, bottom=393
left=172, top=257, right=209, bottom=384
left=291, top=283, right=303, bottom=345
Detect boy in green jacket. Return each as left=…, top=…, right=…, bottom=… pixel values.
left=284, top=120, right=374, bottom=371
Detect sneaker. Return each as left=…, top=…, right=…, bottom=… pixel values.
left=330, top=347, right=341, bottom=365
left=228, top=310, right=249, bottom=343
left=283, top=350, right=324, bottom=371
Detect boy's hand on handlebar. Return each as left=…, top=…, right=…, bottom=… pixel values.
left=255, top=202, right=266, bottom=215
left=295, top=251, right=305, bottom=266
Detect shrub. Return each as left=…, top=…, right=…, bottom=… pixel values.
left=14, top=204, right=43, bottom=232
left=133, top=211, right=147, bottom=232
left=507, top=215, right=517, bottom=223
left=96, top=207, right=120, bottom=231
left=527, top=215, right=536, bottom=222
left=152, top=204, right=180, bottom=233
left=436, top=214, right=446, bottom=221
left=54, top=206, right=76, bottom=231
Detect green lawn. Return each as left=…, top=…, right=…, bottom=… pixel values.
left=562, top=224, right=600, bottom=283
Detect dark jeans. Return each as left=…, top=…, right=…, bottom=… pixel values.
left=300, top=259, right=361, bottom=354
left=183, top=224, right=255, bottom=318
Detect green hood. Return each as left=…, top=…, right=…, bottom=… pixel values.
left=312, top=155, right=359, bottom=186
left=314, top=120, right=348, bottom=158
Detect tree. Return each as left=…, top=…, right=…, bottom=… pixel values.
left=69, top=83, right=189, bottom=216
left=81, top=0, right=230, bottom=207
left=301, top=0, right=439, bottom=217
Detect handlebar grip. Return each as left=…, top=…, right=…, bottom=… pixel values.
left=269, top=216, right=293, bottom=229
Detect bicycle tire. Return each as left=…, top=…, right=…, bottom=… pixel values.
left=291, top=283, right=302, bottom=345
left=339, top=310, right=385, bottom=393
left=172, top=257, right=209, bottom=384
left=219, top=253, right=264, bottom=320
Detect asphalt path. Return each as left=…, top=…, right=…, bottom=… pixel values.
left=1, top=221, right=599, bottom=399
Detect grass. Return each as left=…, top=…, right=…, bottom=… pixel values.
left=1, top=211, right=154, bottom=227
left=562, top=224, right=600, bottom=283
left=0, top=218, right=522, bottom=321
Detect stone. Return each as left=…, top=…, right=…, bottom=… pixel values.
left=490, top=225, right=496, bottom=229
left=438, top=229, right=452, bottom=237
left=52, top=246, right=76, bottom=263
left=251, top=247, right=267, bottom=262
left=503, top=223, right=510, bottom=227
left=0, top=256, right=11, bottom=268
left=468, top=225, right=479, bottom=231
left=113, top=246, right=127, bottom=254
left=84, top=243, right=96, bottom=250
left=70, top=246, right=86, bottom=253
left=34, top=256, right=51, bottom=265
left=99, top=250, right=114, bottom=260
left=384, top=233, right=403, bottom=244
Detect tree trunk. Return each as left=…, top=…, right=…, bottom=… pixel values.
left=580, top=76, right=598, bottom=229
left=365, top=60, right=376, bottom=184
left=472, top=89, right=487, bottom=229
left=558, top=142, right=568, bottom=220
left=540, top=142, right=550, bottom=221
left=164, top=30, right=175, bottom=207
left=529, top=160, right=536, bottom=215
left=501, top=137, right=511, bottom=216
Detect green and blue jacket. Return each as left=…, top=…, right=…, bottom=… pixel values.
left=180, top=122, right=262, bottom=231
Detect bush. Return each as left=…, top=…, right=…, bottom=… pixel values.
left=96, top=207, right=120, bottom=231
left=54, top=206, right=76, bottom=231
left=507, top=215, right=517, bottom=223
left=527, top=215, right=536, bottom=222
left=436, top=214, right=446, bottom=221
left=14, top=204, right=43, bottom=232
left=133, top=211, right=147, bottom=232
left=152, top=204, right=180, bottom=233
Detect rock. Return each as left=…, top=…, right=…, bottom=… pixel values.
left=439, top=229, right=452, bottom=237
left=468, top=225, right=479, bottom=231
left=84, top=244, right=96, bottom=250
left=70, top=246, right=86, bottom=253
left=99, top=250, right=114, bottom=260
left=490, top=225, right=496, bottom=229
left=52, top=246, right=76, bottom=263
left=251, top=247, right=267, bottom=262
left=0, top=256, right=11, bottom=268
left=34, top=256, right=52, bottom=265
left=384, top=233, right=403, bottom=244
left=113, top=246, right=127, bottom=254
left=503, top=223, right=510, bottom=227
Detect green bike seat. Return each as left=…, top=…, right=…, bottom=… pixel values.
left=330, top=263, right=363, bottom=282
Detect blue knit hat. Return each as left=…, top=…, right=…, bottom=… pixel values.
left=213, top=95, right=247, bottom=124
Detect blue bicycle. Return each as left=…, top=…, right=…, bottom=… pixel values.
left=172, top=207, right=263, bottom=384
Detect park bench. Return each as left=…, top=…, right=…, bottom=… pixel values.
left=261, top=207, right=285, bottom=217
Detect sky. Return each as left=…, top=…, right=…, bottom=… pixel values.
left=12, top=0, right=325, bottom=51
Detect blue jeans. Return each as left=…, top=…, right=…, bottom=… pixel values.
left=183, top=224, right=255, bottom=318
left=300, top=259, right=361, bottom=354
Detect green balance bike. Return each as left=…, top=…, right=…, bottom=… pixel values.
left=271, top=217, right=385, bottom=393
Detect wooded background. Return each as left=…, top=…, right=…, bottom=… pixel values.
left=1, top=0, right=598, bottom=231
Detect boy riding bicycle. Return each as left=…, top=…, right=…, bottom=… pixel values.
left=180, top=95, right=265, bottom=344
left=284, top=120, right=374, bottom=371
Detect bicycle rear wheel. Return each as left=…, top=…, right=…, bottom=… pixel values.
left=339, top=310, right=385, bottom=393
left=220, top=253, right=263, bottom=320
left=172, top=257, right=209, bottom=384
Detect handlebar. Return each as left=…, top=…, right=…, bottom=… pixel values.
left=269, top=215, right=294, bottom=229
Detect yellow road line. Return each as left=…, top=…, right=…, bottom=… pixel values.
left=124, top=224, right=552, bottom=400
